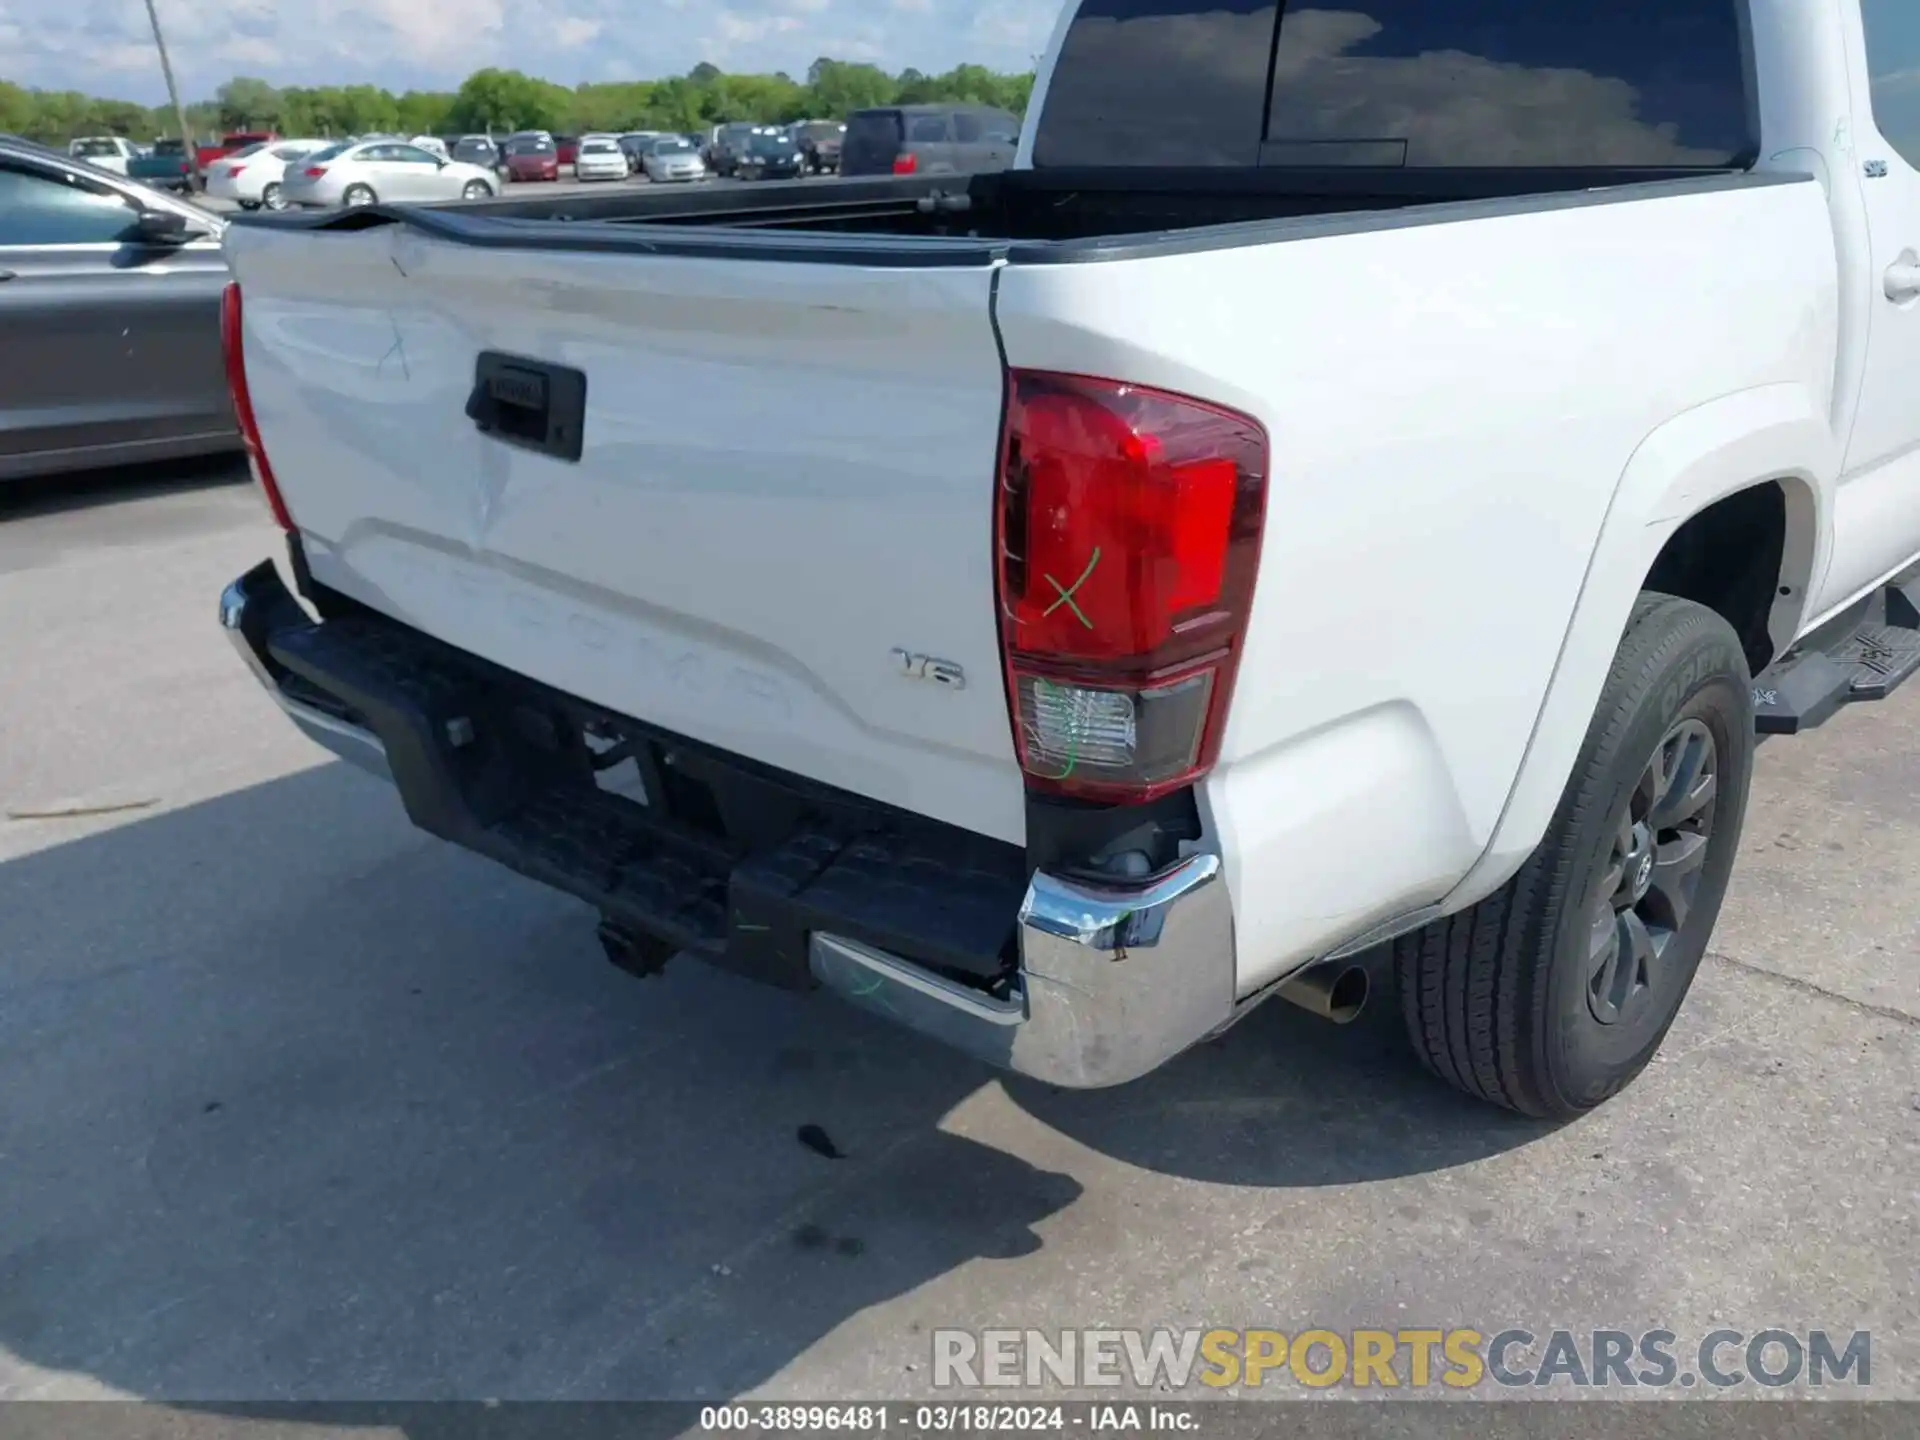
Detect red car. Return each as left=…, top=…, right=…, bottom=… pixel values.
left=502, top=135, right=559, bottom=181
left=196, top=130, right=276, bottom=171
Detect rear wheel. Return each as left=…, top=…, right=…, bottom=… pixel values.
left=461, top=179, right=492, bottom=199
left=1394, top=593, right=1755, bottom=1119
left=261, top=181, right=285, bottom=210
left=341, top=183, right=377, bottom=207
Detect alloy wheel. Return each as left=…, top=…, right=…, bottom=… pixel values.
left=1585, top=718, right=1718, bottom=1027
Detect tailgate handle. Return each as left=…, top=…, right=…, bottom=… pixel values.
left=466, top=352, right=587, bottom=463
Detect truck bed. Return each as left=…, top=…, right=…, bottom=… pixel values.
left=256, top=163, right=1771, bottom=253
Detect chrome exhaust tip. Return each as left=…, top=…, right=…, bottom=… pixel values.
left=1276, top=958, right=1370, bottom=1025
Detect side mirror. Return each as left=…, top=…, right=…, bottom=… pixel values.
left=134, top=208, right=193, bottom=244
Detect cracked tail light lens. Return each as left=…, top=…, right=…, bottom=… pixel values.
left=995, top=370, right=1268, bottom=802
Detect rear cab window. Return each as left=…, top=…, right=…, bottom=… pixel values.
left=1032, top=0, right=1756, bottom=169
left=1861, top=0, right=1920, bottom=170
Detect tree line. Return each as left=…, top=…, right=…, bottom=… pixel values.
left=0, top=59, right=1035, bottom=145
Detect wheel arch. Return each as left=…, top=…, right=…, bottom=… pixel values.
left=1439, top=383, right=1838, bottom=913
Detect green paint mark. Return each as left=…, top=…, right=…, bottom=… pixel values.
left=1030, top=676, right=1081, bottom=781
left=1042, top=546, right=1101, bottom=631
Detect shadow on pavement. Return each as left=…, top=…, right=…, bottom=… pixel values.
left=0, top=759, right=1545, bottom=1406
left=0, top=453, right=247, bottom=524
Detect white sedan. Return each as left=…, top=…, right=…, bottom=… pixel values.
left=202, top=139, right=328, bottom=211
left=279, top=140, right=502, bottom=209
left=572, top=134, right=629, bottom=181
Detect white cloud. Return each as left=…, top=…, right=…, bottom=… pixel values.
left=3, top=0, right=1056, bottom=99
left=1267, top=9, right=1731, bottom=166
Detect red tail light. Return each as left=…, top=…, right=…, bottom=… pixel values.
left=226, top=164, right=245, bottom=177
left=219, top=282, right=294, bottom=533
left=994, top=370, right=1269, bottom=803
left=892, top=152, right=918, bottom=174
left=302, top=165, right=326, bottom=178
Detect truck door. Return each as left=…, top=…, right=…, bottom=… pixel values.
left=1819, top=0, right=1920, bottom=613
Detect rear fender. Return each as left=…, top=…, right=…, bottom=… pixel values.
left=1443, top=383, right=1837, bottom=911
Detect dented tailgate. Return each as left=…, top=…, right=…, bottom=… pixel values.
left=222, top=221, right=1025, bottom=843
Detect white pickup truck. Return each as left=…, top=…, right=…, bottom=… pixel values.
left=67, top=136, right=139, bottom=175
left=217, top=0, right=1920, bottom=1120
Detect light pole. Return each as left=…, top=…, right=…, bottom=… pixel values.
left=142, top=0, right=199, bottom=188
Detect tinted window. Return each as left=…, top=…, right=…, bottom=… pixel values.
left=843, top=110, right=904, bottom=174
left=908, top=115, right=950, bottom=143
left=1862, top=0, right=1920, bottom=170
left=953, top=113, right=983, bottom=143
left=72, top=139, right=121, bottom=157
left=1035, top=0, right=1277, bottom=166
left=1264, top=0, right=1751, bottom=168
left=0, top=164, right=140, bottom=244
left=306, top=142, right=350, bottom=163
left=154, top=139, right=186, bottom=156
left=390, top=145, right=440, bottom=164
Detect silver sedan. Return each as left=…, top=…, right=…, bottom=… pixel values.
left=280, top=140, right=501, bottom=209
left=641, top=137, right=708, bottom=182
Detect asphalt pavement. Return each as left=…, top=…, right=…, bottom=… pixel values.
left=0, top=462, right=1915, bottom=1407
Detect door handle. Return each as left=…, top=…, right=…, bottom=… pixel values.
left=1886, top=260, right=1920, bottom=302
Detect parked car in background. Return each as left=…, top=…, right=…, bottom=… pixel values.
left=733, top=129, right=805, bottom=181
left=617, top=131, right=663, bottom=172
left=0, top=135, right=233, bottom=481
left=841, top=104, right=1021, bottom=176
left=555, top=135, right=580, bottom=167
left=68, top=136, right=138, bottom=174
left=452, top=135, right=508, bottom=181
left=502, top=134, right=559, bottom=182
left=572, top=134, right=628, bottom=182
left=203, top=138, right=328, bottom=211
left=128, top=138, right=196, bottom=191
left=640, top=135, right=706, bottom=183
left=409, top=135, right=450, bottom=159
left=703, top=122, right=759, bottom=176
left=788, top=120, right=845, bottom=175
left=280, top=140, right=500, bottom=208
left=196, top=131, right=276, bottom=172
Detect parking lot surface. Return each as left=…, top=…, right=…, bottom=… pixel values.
left=0, top=465, right=1915, bottom=1404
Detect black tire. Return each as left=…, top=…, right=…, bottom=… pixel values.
left=1395, top=593, right=1755, bottom=1120
left=342, top=183, right=377, bottom=207
left=261, top=181, right=285, bottom=211
left=462, top=180, right=492, bottom=199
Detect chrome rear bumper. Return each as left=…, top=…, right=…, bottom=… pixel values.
left=221, top=563, right=1237, bottom=1089
left=811, top=853, right=1234, bottom=1088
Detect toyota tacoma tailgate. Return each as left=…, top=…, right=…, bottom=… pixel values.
left=221, top=221, right=1024, bottom=843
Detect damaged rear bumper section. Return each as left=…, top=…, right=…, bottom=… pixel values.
left=220, top=559, right=1236, bottom=1088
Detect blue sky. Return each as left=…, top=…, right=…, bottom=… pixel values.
left=0, top=0, right=1057, bottom=101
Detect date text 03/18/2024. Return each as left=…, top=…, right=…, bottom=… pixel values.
left=698, top=1405, right=1197, bottom=1433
